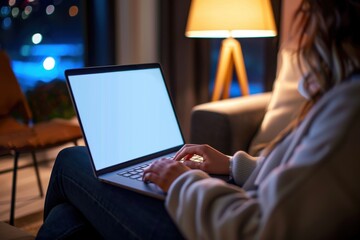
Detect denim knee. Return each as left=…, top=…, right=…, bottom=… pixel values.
left=54, top=146, right=89, bottom=171
left=37, top=202, right=102, bottom=239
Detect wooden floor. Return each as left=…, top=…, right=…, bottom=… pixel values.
left=0, top=154, right=52, bottom=223
left=0, top=141, right=84, bottom=234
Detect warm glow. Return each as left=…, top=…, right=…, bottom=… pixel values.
left=187, top=30, right=276, bottom=38
left=186, top=0, right=277, bottom=38
left=69, top=6, right=78, bottom=17
left=8, top=0, right=16, bottom=7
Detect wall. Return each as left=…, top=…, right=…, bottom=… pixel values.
left=115, top=0, right=159, bottom=64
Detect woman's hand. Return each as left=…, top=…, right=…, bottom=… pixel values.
left=143, top=158, right=190, bottom=192
left=142, top=144, right=230, bottom=192
left=174, top=144, right=231, bottom=175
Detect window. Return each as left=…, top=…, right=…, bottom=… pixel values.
left=0, top=0, right=84, bottom=92
left=0, top=0, right=85, bottom=121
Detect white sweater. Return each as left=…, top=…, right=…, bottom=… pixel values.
left=166, top=78, right=360, bottom=240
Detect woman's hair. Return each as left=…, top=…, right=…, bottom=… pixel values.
left=262, top=0, right=360, bottom=156
left=294, top=0, right=360, bottom=96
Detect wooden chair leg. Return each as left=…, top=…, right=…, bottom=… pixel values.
left=10, top=152, right=19, bottom=226
left=31, top=152, right=44, bottom=197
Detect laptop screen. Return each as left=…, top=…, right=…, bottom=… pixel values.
left=66, top=65, right=184, bottom=171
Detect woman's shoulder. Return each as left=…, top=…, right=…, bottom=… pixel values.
left=312, top=75, right=360, bottom=118
left=283, top=76, right=360, bottom=167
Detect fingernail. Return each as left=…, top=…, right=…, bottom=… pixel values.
left=143, top=173, right=150, bottom=183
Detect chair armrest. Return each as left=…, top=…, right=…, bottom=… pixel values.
left=190, top=92, right=272, bottom=155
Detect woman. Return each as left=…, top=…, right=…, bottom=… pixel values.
left=37, top=0, right=360, bottom=239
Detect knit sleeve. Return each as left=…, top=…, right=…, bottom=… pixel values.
left=231, top=151, right=259, bottom=186
left=165, top=170, right=260, bottom=240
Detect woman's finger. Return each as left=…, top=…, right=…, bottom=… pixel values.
left=143, top=172, right=161, bottom=185
left=143, top=158, right=168, bottom=174
left=142, top=159, right=189, bottom=192
left=174, top=145, right=206, bottom=161
left=183, top=160, right=202, bottom=170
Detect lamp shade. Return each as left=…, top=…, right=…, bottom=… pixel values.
left=186, top=0, right=277, bottom=38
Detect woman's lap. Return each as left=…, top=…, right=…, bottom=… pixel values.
left=38, top=146, right=183, bottom=239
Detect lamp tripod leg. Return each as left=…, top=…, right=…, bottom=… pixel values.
left=212, top=38, right=250, bottom=101
left=232, top=41, right=249, bottom=96
left=223, top=54, right=234, bottom=99
left=212, top=40, right=233, bottom=101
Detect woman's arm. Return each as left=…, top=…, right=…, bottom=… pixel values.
left=165, top=81, right=360, bottom=240
left=166, top=170, right=261, bottom=240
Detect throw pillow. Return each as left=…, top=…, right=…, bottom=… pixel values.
left=248, top=47, right=307, bottom=155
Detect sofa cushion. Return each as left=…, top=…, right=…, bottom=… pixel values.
left=248, top=48, right=307, bottom=155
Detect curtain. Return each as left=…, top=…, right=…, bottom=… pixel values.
left=159, top=0, right=211, bottom=142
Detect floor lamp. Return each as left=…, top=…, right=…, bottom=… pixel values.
left=185, top=0, right=277, bottom=101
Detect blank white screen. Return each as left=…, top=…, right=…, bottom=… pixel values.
left=68, top=68, right=184, bottom=170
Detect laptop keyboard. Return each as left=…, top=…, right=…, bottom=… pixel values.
left=117, top=163, right=152, bottom=181
left=117, top=155, right=203, bottom=181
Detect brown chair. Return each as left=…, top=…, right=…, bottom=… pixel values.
left=0, top=50, right=83, bottom=225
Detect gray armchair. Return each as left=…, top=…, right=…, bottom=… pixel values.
left=190, top=93, right=272, bottom=156
left=190, top=48, right=308, bottom=156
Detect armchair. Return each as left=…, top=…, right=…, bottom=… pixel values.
left=190, top=48, right=307, bottom=156
left=191, top=93, right=271, bottom=156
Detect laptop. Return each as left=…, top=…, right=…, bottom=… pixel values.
left=65, top=63, right=186, bottom=200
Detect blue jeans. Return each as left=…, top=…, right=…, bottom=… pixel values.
left=36, top=147, right=184, bottom=240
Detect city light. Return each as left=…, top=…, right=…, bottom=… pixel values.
left=1, top=0, right=84, bottom=91
left=32, top=33, right=43, bottom=44
left=24, top=6, right=32, bottom=15
left=46, top=5, right=55, bottom=15
left=1, top=6, right=10, bottom=16
left=2, top=17, right=11, bottom=29
left=8, top=0, right=16, bottom=7
left=43, top=57, right=56, bottom=70
left=69, top=5, right=78, bottom=17
left=11, top=7, right=19, bottom=17
left=22, top=11, right=29, bottom=19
